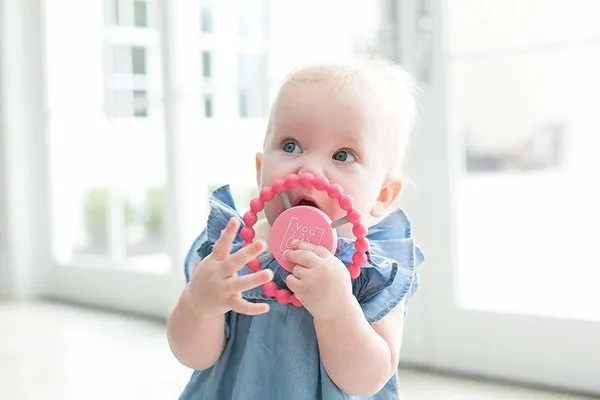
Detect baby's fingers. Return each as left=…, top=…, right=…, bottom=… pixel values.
left=212, top=218, right=240, bottom=261
left=228, top=269, right=273, bottom=293
left=222, top=240, right=267, bottom=276
left=230, top=297, right=270, bottom=316
left=284, top=248, right=321, bottom=268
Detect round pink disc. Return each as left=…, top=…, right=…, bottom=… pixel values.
left=269, top=206, right=337, bottom=272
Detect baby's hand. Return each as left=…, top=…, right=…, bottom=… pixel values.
left=284, top=240, right=354, bottom=320
left=187, top=218, right=274, bottom=320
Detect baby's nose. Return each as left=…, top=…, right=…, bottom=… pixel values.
left=297, top=165, right=328, bottom=180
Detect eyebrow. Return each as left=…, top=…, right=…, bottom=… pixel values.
left=335, top=129, right=365, bottom=150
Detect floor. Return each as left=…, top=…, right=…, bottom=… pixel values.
left=0, top=301, right=596, bottom=400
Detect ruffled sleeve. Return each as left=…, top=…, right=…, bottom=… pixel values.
left=183, top=185, right=242, bottom=283
left=339, top=208, right=425, bottom=324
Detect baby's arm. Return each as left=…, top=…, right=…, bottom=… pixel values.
left=168, top=287, right=227, bottom=370
left=314, top=300, right=405, bottom=396
left=167, top=218, right=273, bottom=370
left=284, top=240, right=406, bottom=395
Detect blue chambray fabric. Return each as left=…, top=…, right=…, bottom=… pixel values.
left=179, top=185, right=424, bottom=400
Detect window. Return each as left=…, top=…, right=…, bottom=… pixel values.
left=107, top=45, right=150, bottom=118
left=133, top=90, right=149, bottom=117
left=132, top=47, right=147, bottom=75
left=237, top=54, right=267, bottom=118
left=111, top=45, right=147, bottom=75
left=45, top=0, right=165, bottom=265
left=134, top=0, right=148, bottom=27
left=204, top=95, right=214, bottom=117
left=79, top=188, right=110, bottom=255
left=108, top=89, right=148, bottom=118
left=200, top=0, right=214, bottom=33
left=236, top=0, right=266, bottom=38
left=202, top=51, right=212, bottom=78
left=113, top=0, right=155, bottom=28
left=450, top=0, right=600, bottom=320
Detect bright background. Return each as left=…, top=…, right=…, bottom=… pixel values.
left=2, top=0, right=600, bottom=398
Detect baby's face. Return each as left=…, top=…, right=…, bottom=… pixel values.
left=256, top=81, right=401, bottom=238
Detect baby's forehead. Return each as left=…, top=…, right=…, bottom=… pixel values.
left=276, top=81, right=390, bottom=130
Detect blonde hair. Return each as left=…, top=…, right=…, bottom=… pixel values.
left=265, top=57, right=419, bottom=178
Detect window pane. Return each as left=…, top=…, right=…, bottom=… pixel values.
left=77, top=188, right=110, bottom=255
left=111, top=90, right=134, bottom=117
left=113, top=46, right=132, bottom=74
left=45, top=0, right=166, bottom=266
left=202, top=51, right=212, bottom=78
left=112, top=0, right=155, bottom=28
left=204, top=95, right=213, bottom=117
left=237, top=0, right=266, bottom=38
left=133, top=90, right=148, bottom=117
left=200, top=6, right=213, bottom=33
left=134, top=0, right=148, bottom=27
left=451, top=1, right=600, bottom=321
left=238, top=92, right=248, bottom=118
left=237, top=54, right=267, bottom=118
left=125, top=185, right=166, bottom=256
left=132, top=47, right=146, bottom=74
left=449, top=0, right=600, bottom=54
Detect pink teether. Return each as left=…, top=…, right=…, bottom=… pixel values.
left=242, top=172, right=369, bottom=308
left=270, top=205, right=337, bottom=272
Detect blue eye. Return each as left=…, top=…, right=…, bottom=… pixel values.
left=332, top=149, right=356, bottom=163
left=282, top=140, right=302, bottom=153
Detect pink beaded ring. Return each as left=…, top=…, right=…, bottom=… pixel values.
left=240, top=172, right=370, bottom=308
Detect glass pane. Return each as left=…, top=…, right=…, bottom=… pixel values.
left=113, top=46, right=132, bottom=74
left=45, top=0, right=166, bottom=266
left=202, top=51, right=212, bottom=78
left=449, top=0, right=600, bottom=54
left=77, top=188, right=110, bottom=255
left=113, top=0, right=155, bottom=28
left=200, top=0, right=214, bottom=33
left=134, top=0, right=148, bottom=27
left=237, top=54, right=267, bottom=118
left=451, top=1, right=600, bottom=321
left=236, top=0, right=266, bottom=38
left=132, top=47, right=146, bottom=74
left=204, top=95, right=213, bottom=117
left=125, top=185, right=166, bottom=256
left=133, top=90, right=148, bottom=117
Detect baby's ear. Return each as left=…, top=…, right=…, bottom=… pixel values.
left=255, top=152, right=263, bottom=186
left=371, top=178, right=402, bottom=218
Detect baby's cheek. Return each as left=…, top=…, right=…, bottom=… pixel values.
left=262, top=200, right=284, bottom=226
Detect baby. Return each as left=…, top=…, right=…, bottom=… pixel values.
left=168, top=58, right=424, bottom=399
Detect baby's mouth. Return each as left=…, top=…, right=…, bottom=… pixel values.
left=294, top=198, right=319, bottom=209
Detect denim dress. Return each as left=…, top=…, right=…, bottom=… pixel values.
left=178, top=185, right=424, bottom=400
